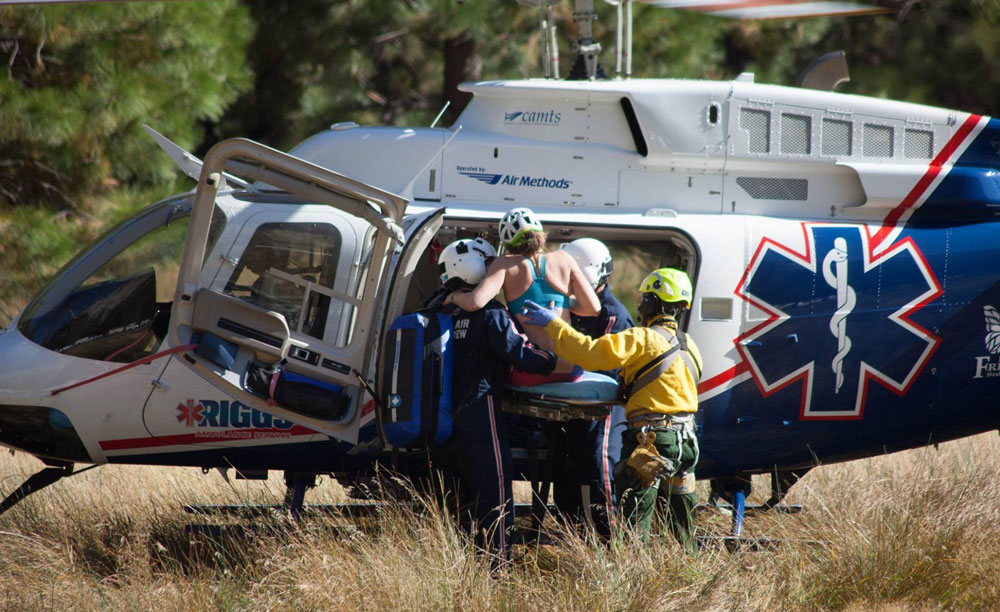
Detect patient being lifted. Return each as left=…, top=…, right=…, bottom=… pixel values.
left=446, top=208, right=600, bottom=385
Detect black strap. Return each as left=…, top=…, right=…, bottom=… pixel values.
left=675, top=330, right=702, bottom=380
left=624, top=343, right=681, bottom=398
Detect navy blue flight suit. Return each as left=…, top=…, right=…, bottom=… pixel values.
left=434, top=299, right=556, bottom=561
left=554, top=285, right=634, bottom=537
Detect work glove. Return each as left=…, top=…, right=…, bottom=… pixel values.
left=520, top=299, right=557, bottom=327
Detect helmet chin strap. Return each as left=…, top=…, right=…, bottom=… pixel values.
left=639, top=293, right=687, bottom=323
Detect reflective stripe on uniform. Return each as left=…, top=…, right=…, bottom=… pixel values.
left=486, top=396, right=507, bottom=555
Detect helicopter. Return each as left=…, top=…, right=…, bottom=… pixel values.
left=3, top=0, right=999, bottom=538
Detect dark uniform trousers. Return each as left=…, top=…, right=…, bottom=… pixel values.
left=553, top=286, right=634, bottom=537
left=432, top=300, right=555, bottom=561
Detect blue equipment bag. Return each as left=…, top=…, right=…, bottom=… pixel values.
left=244, top=360, right=350, bottom=421
left=379, top=310, right=454, bottom=448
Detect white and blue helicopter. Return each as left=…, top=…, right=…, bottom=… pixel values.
left=2, top=0, right=997, bottom=535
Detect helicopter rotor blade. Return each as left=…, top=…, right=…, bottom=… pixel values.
left=634, top=0, right=890, bottom=20
left=0, top=1, right=175, bottom=4
left=143, top=124, right=250, bottom=189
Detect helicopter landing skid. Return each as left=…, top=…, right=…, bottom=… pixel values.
left=183, top=501, right=555, bottom=520
left=706, top=468, right=810, bottom=536
left=0, top=461, right=99, bottom=516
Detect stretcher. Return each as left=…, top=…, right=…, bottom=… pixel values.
left=503, top=371, right=622, bottom=421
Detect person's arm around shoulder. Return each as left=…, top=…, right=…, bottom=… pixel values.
left=446, top=256, right=508, bottom=311
left=558, top=252, right=600, bottom=317
left=521, top=301, right=640, bottom=371
left=484, top=304, right=556, bottom=375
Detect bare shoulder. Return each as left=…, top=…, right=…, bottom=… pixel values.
left=547, top=249, right=576, bottom=267
left=495, top=254, right=526, bottom=270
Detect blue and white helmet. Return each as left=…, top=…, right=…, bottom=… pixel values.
left=439, top=237, right=497, bottom=287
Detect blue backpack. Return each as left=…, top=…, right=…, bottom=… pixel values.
left=379, top=310, right=454, bottom=448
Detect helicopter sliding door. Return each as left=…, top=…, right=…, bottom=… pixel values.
left=147, top=139, right=407, bottom=442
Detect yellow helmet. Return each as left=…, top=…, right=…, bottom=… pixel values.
left=639, top=268, right=692, bottom=306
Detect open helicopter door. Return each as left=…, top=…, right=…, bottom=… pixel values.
left=146, top=138, right=406, bottom=442
left=367, top=208, right=445, bottom=444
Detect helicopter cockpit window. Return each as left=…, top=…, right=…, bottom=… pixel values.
left=223, top=223, right=342, bottom=342
left=17, top=198, right=226, bottom=362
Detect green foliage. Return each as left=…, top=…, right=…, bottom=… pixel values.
left=212, top=0, right=542, bottom=150
left=7, top=0, right=999, bottom=208
left=0, top=2, right=252, bottom=207
left=5, top=0, right=1000, bottom=320
left=0, top=184, right=177, bottom=326
left=817, top=1, right=1000, bottom=114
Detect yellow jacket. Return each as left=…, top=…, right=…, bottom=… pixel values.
left=544, top=314, right=701, bottom=417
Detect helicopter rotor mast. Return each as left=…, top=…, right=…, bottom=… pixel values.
left=567, top=0, right=604, bottom=80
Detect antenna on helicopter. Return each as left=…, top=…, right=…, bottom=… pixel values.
left=602, top=0, right=627, bottom=78
left=517, top=0, right=561, bottom=78
left=605, top=0, right=635, bottom=78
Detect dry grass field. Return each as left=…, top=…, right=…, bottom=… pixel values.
left=1, top=432, right=998, bottom=611
left=3, top=201, right=999, bottom=610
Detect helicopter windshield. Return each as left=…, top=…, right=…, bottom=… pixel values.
left=17, top=196, right=226, bottom=362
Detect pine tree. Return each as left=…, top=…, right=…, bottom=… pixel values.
left=212, top=0, right=545, bottom=151
left=0, top=2, right=252, bottom=208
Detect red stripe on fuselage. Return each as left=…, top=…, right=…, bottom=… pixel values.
left=698, top=361, right=750, bottom=395
left=869, top=114, right=982, bottom=250
left=99, top=425, right=318, bottom=451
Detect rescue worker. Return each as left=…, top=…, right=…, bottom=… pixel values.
left=519, top=267, right=702, bottom=552
left=433, top=237, right=558, bottom=564
left=553, top=238, right=634, bottom=538
left=445, top=207, right=600, bottom=385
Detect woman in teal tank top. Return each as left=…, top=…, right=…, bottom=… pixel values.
left=447, top=208, right=600, bottom=385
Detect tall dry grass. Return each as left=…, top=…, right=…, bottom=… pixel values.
left=1, top=432, right=999, bottom=611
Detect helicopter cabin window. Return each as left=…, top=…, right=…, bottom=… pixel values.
left=17, top=199, right=225, bottom=363
left=223, top=223, right=342, bottom=343
left=740, top=108, right=771, bottom=154
left=905, top=128, right=933, bottom=159
left=821, top=118, right=852, bottom=156
left=780, top=113, right=811, bottom=155
left=863, top=123, right=894, bottom=158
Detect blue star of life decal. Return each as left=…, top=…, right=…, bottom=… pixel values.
left=458, top=170, right=502, bottom=185
left=735, top=224, right=942, bottom=420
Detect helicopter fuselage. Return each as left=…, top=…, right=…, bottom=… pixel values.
left=2, top=76, right=999, bottom=496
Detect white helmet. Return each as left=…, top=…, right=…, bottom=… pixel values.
left=560, top=237, right=613, bottom=290
left=439, top=237, right=497, bottom=287
left=498, top=207, right=544, bottom=247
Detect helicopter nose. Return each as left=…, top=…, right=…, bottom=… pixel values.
left=0, top=404, right=92, bottom=463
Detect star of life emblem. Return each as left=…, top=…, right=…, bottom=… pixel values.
left=736, top=224, right=942, bottom=420
left=822, top=237, right=855, bottom=393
